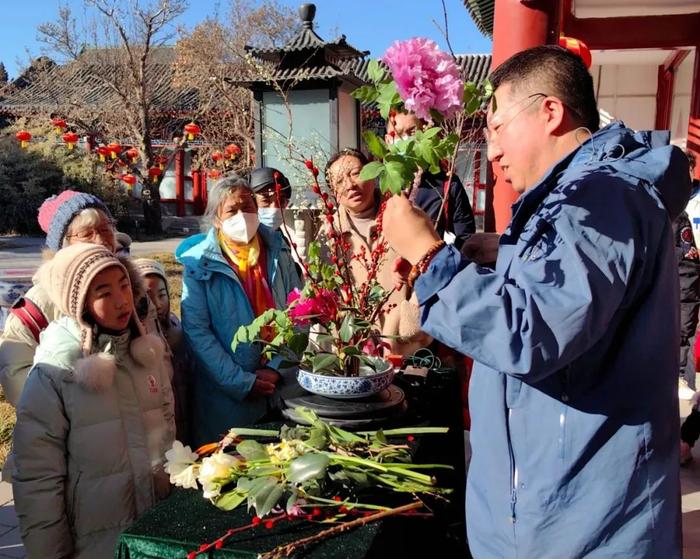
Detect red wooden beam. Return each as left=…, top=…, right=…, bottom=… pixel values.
left=565, top=12, right=700, bottom=50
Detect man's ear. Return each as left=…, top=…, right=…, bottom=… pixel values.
left=542, top=97, right=566, bottom=135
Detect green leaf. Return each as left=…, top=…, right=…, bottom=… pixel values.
left=305, top=426, right=329, bottom=450
left=215, top=489, right=247, bottom=511
left=288, top=453, right=330, bottom=484
left=338, top=314, right=355, bottom=343
left=253, top=479, right=284, bottom=517
left=311, top=353, right=339, bottom=373
left=236, top=440, right=268, bottom=461
left=359, top=161, right=385, bottom=181
left=367, top=59, right=385, bottom=83
left=383, top=160, right=409, bottom=195
left=421, top=127, right=441, bottom=140
left=362, top=131, right=388, bottom=160
left=288, top=332, right=309, bottom=357
left=377, top=81, right=401, bottom=120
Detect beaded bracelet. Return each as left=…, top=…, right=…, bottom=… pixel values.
left=407, top=240, right=446, bottom=288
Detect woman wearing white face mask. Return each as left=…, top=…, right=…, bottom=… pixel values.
left=175, top=176, right=301, bottom=446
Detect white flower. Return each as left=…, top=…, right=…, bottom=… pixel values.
left=170, top=464, right=199, bottom=490
left=202, top=481, right=222, bottom=499
left=164, top=440, right=199, bottom=481
left=198, top=452, right=239, bottom=488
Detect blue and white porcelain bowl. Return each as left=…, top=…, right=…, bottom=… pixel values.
left=297, top=359, right=395, bottom=400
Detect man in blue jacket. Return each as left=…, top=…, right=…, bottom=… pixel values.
left=383, top=45, right=690, bottom=558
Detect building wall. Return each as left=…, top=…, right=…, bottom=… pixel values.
left=590, top=50, right=694, bottom=143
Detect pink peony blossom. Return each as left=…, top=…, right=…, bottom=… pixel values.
left=382, top=38, right=464, bottom=121
left=288, top=289, right=339, bottom=326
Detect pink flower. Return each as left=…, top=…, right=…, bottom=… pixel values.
left=382, top=38, right=464, bottom=121
left=288, top=289, right=339, bottom=326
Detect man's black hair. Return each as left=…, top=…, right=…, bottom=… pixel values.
left=489, top=45, right=600, bottom=132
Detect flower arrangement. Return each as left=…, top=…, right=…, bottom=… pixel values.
left=165, top=407, right=451, bottom=520
left=232, top=39, right=491, bottom=378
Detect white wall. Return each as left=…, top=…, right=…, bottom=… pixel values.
left=590, top=47, right=695, bottom=141
left=592, top=62, right=658, bottom=131
left=338, top=85, right=358, bottom=150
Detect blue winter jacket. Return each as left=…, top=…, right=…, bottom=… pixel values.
left=176, top=225, right=301, bottom=446
left=415, top=123, right=690, bottom=558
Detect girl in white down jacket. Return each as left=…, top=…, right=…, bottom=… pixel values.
left=12, top=243, right=175, bottom=559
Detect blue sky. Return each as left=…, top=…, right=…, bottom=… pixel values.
left=1, top=0, right=491, bottom=79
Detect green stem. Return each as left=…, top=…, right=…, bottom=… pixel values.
left=227, top=428, right=280, bottom=437
left=303, top=494, right=390, bottom=511
left=327, top=454, right=434, bottom=484
left=358, top=427, right=449, bottom=436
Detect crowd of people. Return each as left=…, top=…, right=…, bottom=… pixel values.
left=0, top=44, right=697, bottom=558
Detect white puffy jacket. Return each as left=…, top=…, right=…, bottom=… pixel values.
left=12, top=317, right=175, bottom=559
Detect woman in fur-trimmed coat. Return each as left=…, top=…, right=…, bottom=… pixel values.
left=12, top=244, right=175, bottom=559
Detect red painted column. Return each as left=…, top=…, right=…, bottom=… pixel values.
left=688, top=48, right=700, bottom=180
left=174, top=148, right=185, bottom=217
left=490, top=0, right=561, bottom=232
left=192, top=170, right=202, bottom=215
left=656, top=50, right=690, bottom=131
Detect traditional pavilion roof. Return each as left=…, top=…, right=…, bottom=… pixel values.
left=463, top=0, right=495, bottom=37
left=0, top=47, right=198, bottom=116
left=242, top=3, right=369, bottom=86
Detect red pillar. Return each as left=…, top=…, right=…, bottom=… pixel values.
left=490, top=0, right=561, bottom=232
left=174, top=148, right=185, bottom=217
left=688, top=48, right=700, bottom=180
left=192, top=170, right=202, bottom=215
left=656, top=50, right=690, bottom=131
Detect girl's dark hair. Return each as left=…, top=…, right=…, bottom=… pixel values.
left=324, top=148, right=369, bottom=187
left=489, top=45, right=600, bottom=132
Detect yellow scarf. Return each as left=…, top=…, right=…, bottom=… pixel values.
left=218, top=231, right=274, bottom=319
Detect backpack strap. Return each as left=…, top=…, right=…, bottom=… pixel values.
left=10, top=297, right=49, bottom=344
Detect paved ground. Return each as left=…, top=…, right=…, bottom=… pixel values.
left=0, top=235, right=184, bottom=273
left=0, top=400, right=699, bottom=557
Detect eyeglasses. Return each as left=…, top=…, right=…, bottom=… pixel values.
left=483, top=93, right=547, bottom=146
left=67, top=222, right=116, bottom=242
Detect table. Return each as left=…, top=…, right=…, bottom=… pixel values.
left=116, top=368, right=469, bottom=558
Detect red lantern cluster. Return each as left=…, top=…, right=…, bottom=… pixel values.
left=96, top=145, right=110, bottom=161
left=211, top=151, right=224, bottom=165
left=107, top=142, right=122, bottom=159
left=15, top=130, right=32, bottom=149
left=121, top=174, right=137, bottom=189
left=558, top=36, right=592, bottom=69
left=155, top=155, right=169, bottom=170
left=207, top=168, right=221, bottom=179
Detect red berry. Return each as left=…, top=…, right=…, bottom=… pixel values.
left=199, top=544, right=208, bottom=551
left=215, top=541, right=224, bottom=549
left=331, top=255, right=338, bottom=263
left=305, top=160, right=314, bottom=170
left=337, top=260, right=345, bottom=267
left=326, top=215, right=334, bottom=223
left=312, top=167, right=319, bottom=177
left=339, top=506, right=349, bottom=514
left=332, top=496, right=342, bottom=502
left=264, top=520, right=274, bottom=529
left=321, top=192, right=328, bottom=201
left=388, top=130, right=396, bottom=138
left=312, top=507, right=322, bottom=516
left=252, top=516, right=262, bottom=526
left=326, top=202, right=334, bottom=211
left=312, top=185, right=321, bottom=194
left=187, top=553, right=197, bottom=559
left=407, top=435, right=415, bottom=442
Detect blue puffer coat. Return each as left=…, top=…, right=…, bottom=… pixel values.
left=415, top=123, right=690, bottom=558
left=176, top=225, right=301, bottom=446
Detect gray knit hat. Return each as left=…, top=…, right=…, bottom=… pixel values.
left=38, top=190, right=112, bottom=252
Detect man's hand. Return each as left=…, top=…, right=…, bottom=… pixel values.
left=255, top=368, right=282, bottom=385
left=247, top=378, right=276, bottom=399
left=383, top=195, right=440, bottom=264
left=461, top=233, right=501, bottom=265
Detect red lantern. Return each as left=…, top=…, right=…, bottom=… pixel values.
left=559, top=36, right=592, bottom=69
left=155, top=155, right=169, bottom=170
left=51, top=117, right=67, bottom=134
left=207, top=168, right=221, bottom=179
left=15, top=130, right=32, bottom=149
left=96, top=146, right=110, bottom=162
left=122, top=174, right=137, bottom=188
left=107, top=142, right=122, bottom=159
left=183, top=122, right=201, bottom=141
left=125, top=147, right=139, bottom=164
left=211, top=151, right=224, bottom=165
left=148, top=166, right=163, bottom=183
left=225, top=143, right=241, bottom=159
left=62, top=132, right=80, bottom=151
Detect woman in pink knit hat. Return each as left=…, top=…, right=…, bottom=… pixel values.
left=0, top=190, right=163, bottom=412
left=12, top=243, right=174, bottom=559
